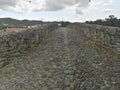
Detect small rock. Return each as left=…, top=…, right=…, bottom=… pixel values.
left=70, top=82, right=75, bottom=89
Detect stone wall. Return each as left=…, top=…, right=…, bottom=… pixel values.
left=68, top=24, right=120, bottom=54
left=0, top=24, right=58, bottom=67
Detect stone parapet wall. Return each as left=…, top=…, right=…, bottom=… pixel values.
left=0, top=24, right=58, bottom=67
left=68, top=24, right=120, bottom=53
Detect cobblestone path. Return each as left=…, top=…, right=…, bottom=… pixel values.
left=0, top=28, right=120, bottom=90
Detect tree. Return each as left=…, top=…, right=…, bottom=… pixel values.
left=85, top=15, right=120, bottom=27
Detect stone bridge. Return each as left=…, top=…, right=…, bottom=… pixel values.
left=0, top=24, right=120, bottom=90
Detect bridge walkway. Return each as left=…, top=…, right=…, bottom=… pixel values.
left=0, top=27, right=119, bottom=90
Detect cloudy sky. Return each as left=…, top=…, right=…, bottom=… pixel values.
left=0, top=0, right=119, bottom=22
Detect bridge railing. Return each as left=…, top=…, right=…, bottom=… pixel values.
left=0, top=24, right=58, bottom=68
left=68, top=24, right=120, bottom=59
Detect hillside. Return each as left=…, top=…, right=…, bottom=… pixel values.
left=86, top=15, right=120, bottom=27
left=0, top=18, right=43, bottom=28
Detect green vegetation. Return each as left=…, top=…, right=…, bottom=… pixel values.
left=86, top=15, right=120, bottom=27
left=61, top=21, right=70, bottom=27
left=0, top=18, right=43, bottom=28
left=0, top=24, right=7, bottom=30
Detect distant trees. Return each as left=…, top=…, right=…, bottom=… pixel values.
left=0, top=24, right=7, bottom=30
left=61, top=21, right=70, bottom=27
left=0, top=18, right=43, bottom=28
left=86, top=15, right=120, bottom=27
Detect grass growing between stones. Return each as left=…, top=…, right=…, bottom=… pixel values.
left=82, top=33, right=120, bottom=62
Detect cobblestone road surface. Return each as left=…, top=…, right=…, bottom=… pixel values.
left=0, top=28, right=120, bottom=90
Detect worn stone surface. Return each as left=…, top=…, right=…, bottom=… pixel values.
left=0, top=24, right=120, bottom=90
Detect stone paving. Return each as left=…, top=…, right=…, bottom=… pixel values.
left=0, top=27, right=120, bottom=90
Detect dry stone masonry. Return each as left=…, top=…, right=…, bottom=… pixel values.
left=69, top=24, right=120, bottom=60
left=0, top=24, right=120, bottom=90
left=0, top=24, right=58, bottom=68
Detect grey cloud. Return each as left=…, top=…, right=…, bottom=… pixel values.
left=76, top=7, right=83, bottom=14
left=43, top=0, right=89, bottom=14
left=0, top=0, right=90, bottom=14
left=0, top=0, right=17, bottom=6
left=0, top=0, right=18, bottom=10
